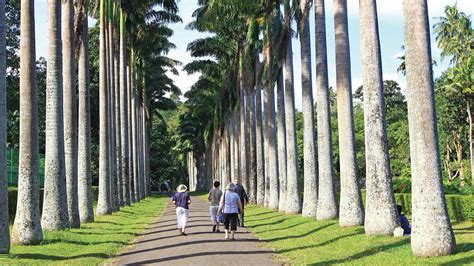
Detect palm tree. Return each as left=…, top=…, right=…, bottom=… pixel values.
left=360, top=0, right=399, bottom=235
left=12, top=0, right=43, bottom=244
left=247, top=75, right=257, bottom=204
left=131, top=66, right=140, bottom=201
left=96, top=0, right=112, bottom=215
left=264, top=20, right=279, bottom=210
left=113, top=19, right=122, bottom=205
left=63, top=0, right=80, bottom=228
left=282, top=0, right=300, bottom=215
left=255, top=79, right=265, bottom=205
left=0, top=0, right=9, bottom=254
left=119, top=7, right=130, bottom=206
left=333, top=0, right=364, bottom=226
left=76, top=0, right=94, bottom=223
left=402, top=0, right=456, bottom=257
left=127, top=64, right=135, bottom=203
left=276, top=69, right=287, bottom=211
left=299, top=0, right=317, bottom=218
left=314, top=0, right=337, bottom=220
left=42, top=0, right=70, bottom=231
left=239, top=59, right=248, bottom=191
left=108, top=1, right=118, bottom=211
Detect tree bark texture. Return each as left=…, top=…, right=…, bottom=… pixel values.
left=42, top=0, right=70, bottom=231
left=403, top=0, right=455, bottom=257
left=315, top=0, right=338, bottom=220
left=360, top=0, right=399, bottom=235
left=334, top=0, right=364, bottom=226
left=12, top=0, right=43, bottom=244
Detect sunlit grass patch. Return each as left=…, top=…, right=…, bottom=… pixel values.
left=0, top=195, right=170, bottom=265
left=246, top=205, right=473, bottom=265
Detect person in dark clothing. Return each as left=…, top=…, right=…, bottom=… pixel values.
left=233, top=180, right=248, bottom=227
left=172, top=184, right=191, bottom=236
left=397, top=205, right=411, bottom=235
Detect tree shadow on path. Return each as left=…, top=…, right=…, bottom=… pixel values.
left=130, top=251, right=274, bottom=264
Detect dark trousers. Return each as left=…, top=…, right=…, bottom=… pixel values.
left=239, top=211, right=244, bottom=226
left=224, top=213, right=238, bottom=231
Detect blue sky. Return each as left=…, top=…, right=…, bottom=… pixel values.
left=34, top=0, right=473, bottom=110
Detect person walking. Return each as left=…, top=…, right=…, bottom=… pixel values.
left=233, top=180, right=248, bottom=227
left=218, top=183, right=243, bottom=240
left=208, top=181, right=223, bottom=232
left=172, top=184, right=191, bottom=236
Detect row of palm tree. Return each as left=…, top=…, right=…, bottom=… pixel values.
left=182, top=0, right=456, bottom=258
left=0, top=0, right=180, bottom=253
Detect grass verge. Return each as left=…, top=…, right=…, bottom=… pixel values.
left=0, top=194, right=170, bottom=265
left=245, top=205, right=473, bottom=265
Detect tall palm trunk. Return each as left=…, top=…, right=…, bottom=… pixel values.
left=229, top=112, right=235, bottom=182
left=0, top=0, right=9, bottom=254
left=315, top=0, right=337, bottom=220
left=300, top=0, right=317, bottom=218
left=96, top=0, right=112, bottom=215
left=131, top=74, right=140, bottom=201
left=283, top=24, right=301, bottom=214
left=276, top=69, right=287, bottom=211
left=108, top=14, right=118, bottom=211
left=360, top=0, right=399, bottom=235
left=77, top=0, right=94, bottom=223
left=42, top=0, right=69, bottom=231
left=114, top=49, right=122, bottom=206
left=63, top=0, right=80, bottom=227
left=127, top=65, right=135, bottom=203
left=334, top=0, right=364, bottom=226
left=402, top=0, right=455, bottom=257
left=263, top=83, right=270, bottom=207
left=119, top=11, right=130, bottom=206
left=239, top=65, right=248, bottom=190
left=12, top=0, right=43, bottom=244
left=247, top=87, right=257, bottom=204
left=264, top=29, right=279, bottom=210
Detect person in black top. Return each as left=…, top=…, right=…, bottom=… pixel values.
left=172, top=184, right=191, bottom=236
left=233, top=179, right=248, bottom=227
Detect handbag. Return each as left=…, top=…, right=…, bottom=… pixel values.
left=217, top=191, right=226, bottom=224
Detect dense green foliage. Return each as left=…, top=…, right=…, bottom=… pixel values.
left=245, top=205, right=473, bottom=265
left=1, top=195, right=169, bottom=264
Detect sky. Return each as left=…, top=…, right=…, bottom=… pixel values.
left=34, top=0, right=473, bottom=110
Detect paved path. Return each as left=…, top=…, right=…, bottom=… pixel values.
left=113, top=196, right=281, bottom=265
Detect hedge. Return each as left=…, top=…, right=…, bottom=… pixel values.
left=7, top=186, right=99, bottom=219
left=393, top=193, right=473, bottom=222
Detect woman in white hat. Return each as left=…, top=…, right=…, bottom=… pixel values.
left=218, top=183, right=243, bottom=240
left=172, top=184, right=191, bottom=236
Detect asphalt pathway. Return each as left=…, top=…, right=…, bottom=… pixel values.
left=113, top=196, right=281, bottom=265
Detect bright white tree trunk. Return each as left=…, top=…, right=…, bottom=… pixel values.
left=62, top=0, right=80, bottom=227
left=403, top=0, right=456, bottom=257
left=12, top=0, right=43, bottom=244
left=42, top=0, right=70, bottom=231
left=77, top=1, right=94, bottom=223
left=334, top=0, right=364, bottom=226
left=360, top=0, right=399, bottom=235
left=119, top=14, right=130, bottom=206
left=283, top=31, right=301, bottom=214
left=276, top=70, right=287, bottom=211
left=315, top=0, right=337, bottom=220
left=300, top=4, right=318, bottom=218
left=96, top=0, right=112, bottom=215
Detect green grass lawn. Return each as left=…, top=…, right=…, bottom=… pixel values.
left=0, top=194, right=170, bottom=265
left=245, top=205, right=474, bottom=265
